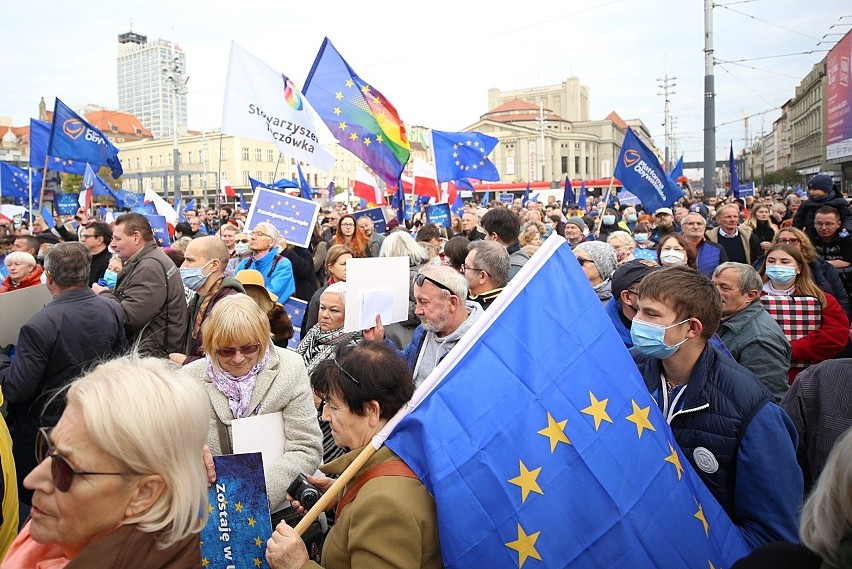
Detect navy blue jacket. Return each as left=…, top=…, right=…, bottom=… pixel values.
left=633, top=344, right=802, bottom=549
left=695, top=239, right=728, bottom=278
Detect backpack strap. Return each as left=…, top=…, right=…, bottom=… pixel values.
left=336, top=460, right=417, bottom=519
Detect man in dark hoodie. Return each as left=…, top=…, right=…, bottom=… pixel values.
left=793, top=174, right=852, bottom=241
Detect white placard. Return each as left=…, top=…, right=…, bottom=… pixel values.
left=231, top=412, right=286, bottom=479
left=343, top=257, right=409, bottom=333
left=360, top=288, right=394, bottom=330
left=0, top=284, right=53, bottom=345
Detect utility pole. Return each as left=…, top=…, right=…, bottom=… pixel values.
left=163, top=38, right=188, bottom=202
left=538, top=102, right=546, bottom=181
left=703, top=0, right=716, bottom=197
left=657, top=59, right=677, bottom=172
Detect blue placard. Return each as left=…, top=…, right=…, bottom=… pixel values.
left=425, top=203, right=451, bottom=228
left=617, top=190, right=642, bottom=207
left=350, top=207, right=388, bottom=235
left=282, top=297, right=308, bottom=351
left=245, top=188, right=320, bottom=249
left=54, top=193, right=80, bottom=216
left=499, top=193, right=514, bottom=204
left=144, top=214, right=172, bottom=247
left=201, top=453, right=273, bottom=569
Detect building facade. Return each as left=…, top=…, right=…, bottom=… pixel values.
left=790, top=61, right=828, bottom=176
left=117, top=31, right=187, bottom=139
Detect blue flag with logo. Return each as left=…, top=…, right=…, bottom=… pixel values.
left=296, top=164, right=313, bottom=200
left=117, top=189, right=144, bottom=210
left=47, top=99, right=123, bottom=178
left=432, top=130, right=500, bottom=183
left=29, top=119, right=87, bottom=174
left=385, top=235, right=749, bottom=568
left=0, top=163, right=42, bottom=201
left=54, top=193, right=81, bottom=216
left=614, top=128, right=683, bottom=212
left=425, top=203, right=451, bottom=228
left=729, top=142, right=741, bottom=199
left=245, top=187, right=320, bottom=249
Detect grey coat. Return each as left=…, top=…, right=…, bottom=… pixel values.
left=717, top=300, right=791, bottom=401
left=184, top=346, right=323, bottom=511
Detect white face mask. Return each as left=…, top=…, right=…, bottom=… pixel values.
left=660, top=251, right=687, bottom=266
left=235, top=242, right=250, bottom=256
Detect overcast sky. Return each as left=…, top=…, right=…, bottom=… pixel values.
left=2, top=0, right=849, bottom=166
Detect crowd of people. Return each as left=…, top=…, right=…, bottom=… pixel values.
left=0, top=173, right=850, bottom=567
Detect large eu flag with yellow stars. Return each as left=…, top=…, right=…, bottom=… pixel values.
left=385, top=235, right=750, bottom=568
left=302, top=38, right=410, bottom=186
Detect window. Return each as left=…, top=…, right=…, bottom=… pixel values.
left=220, top=146, right=227, bottom=160
left=256, top=171, right=263, bottom=181
left=187, top=151, right=193, bottom=164
left=268, top=172, right=274, bottom=183
left=149, top=156, right=153, bottom=167
left=242, top=147, right=249, bottom=160
left=267, top=149, right=274, bottom=162
left=243, top=170, right=250, bottom=184
left=255, top=148, right=262, bottom=161
left=159, top=155, right=164, bottom=166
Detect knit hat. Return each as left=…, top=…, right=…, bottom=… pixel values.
left=610, top=258, right=662, bottom=300
left=565, top=217, right=586, bottom=232
left=574, top=241, right=618, bottom=282
left=807, top=174, right=833, bottom=193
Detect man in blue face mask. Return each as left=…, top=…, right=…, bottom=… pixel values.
left=169, top=236, right=244, bottom=366
left=630, top=266, right=802, bottom=550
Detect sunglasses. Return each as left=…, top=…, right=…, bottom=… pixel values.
left=331, top=356, right=360, bottom=386
left=414, top=273, right=455, bottom=295
left=215, top=343, right=262, bottom=359
left=577, top=258, right=596, bottom=266
left=36, top=428, right=127, bottom=492
left=235, top=239, right=250, bottom=244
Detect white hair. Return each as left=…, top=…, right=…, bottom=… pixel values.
left=4, top=251, right=36, bottom=267
left=254, top=221, right=280, bottom=248
left=322, top=281, right=347, bottom=303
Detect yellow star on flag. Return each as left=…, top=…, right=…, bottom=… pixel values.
left=361, top=85, right=370, bottom=94
left=363, top=137, right=372, bottom=146
left=338, top=122, right=347, bottom=130
left=333, top=107, right=342, bottom=115
left=349, top=132, right=358, bottom=141
left=505, top=523, right=542, bottom=568
left=508, top=460, right=543, bottom=503
left=254, top=558, right=262, bottom=567
left=694, top=501, right=709, bottom=536
left=235, top=502, right=243, bottom=512
left=581, top=392, right=613, bottom=431
left=254, top=536, right=263, bottom=547
left=376, top=134, right=384, bottom=143
left=334, top=91, right=343, bottom=100
left=247, top=516, right=256, bottom=527
left=206, top=503, right=213, bottom=514
left=537, top=412, right=570, bottom=452
left=664, top=443, right=684, bottom=480
left=708, top=562, right=716, bottom=569
left=345, top=79, right=354, bottom=88
left=201, top=558, right=210, bottom=567
left=625, top=400, right=656, bottom=439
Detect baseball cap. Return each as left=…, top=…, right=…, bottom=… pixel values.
left=611, top=259, right=662, bottom=300
left=654, top=207, right=673, bottom=216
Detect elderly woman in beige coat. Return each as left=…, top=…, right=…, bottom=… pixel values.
left=183, top=294, right=322, bottom=514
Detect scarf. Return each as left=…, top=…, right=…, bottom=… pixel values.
left=296, top=324, right=361, bottom=374
left=205, top=345, right=271, bottom=419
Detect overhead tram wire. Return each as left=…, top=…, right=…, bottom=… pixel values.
left=715, top=60, right=803, bottom=81
left=714, top=4, right=822, bottom=41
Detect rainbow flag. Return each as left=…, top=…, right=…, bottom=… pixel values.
left=303, top=38, right=410, bottom=186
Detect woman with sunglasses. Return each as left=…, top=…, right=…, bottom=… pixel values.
left=759, top=243, right=850, bottom=384
left=2, top=356, right=210, bottom=568
left=266, top=341, right=442, bottom=569
left=183, top=294, right=322, bottom=517
left=574, top=241, right=618, bottom=304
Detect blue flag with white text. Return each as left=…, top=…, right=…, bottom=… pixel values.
left=47, top=99, right=123, bottom=178
left=29, top=119, right=87, bottom=173
left=614, top=128, right=683, bottom=212
left=432, top=130, right=500, bottom=183
left=386, top=235, right=750, bottom=568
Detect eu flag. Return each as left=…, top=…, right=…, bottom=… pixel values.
left=729, top=142, right=740, bottom=199
left=303, top=38, right=410, bottom=186
left=385, top=235, right=749, bottom=568
left=0, top=163, right=43, bottom=201
left=670, top=154, right=684, bottom=182
left=432, top=130, right=500, bottom=184
left=614, top=128, right=683, bottom=212
left=238, top=189, right=249, bottom=211
left=47, top=99, right=123, bottom=178
left=29, top=119, right=86, bottom=174
left=296, top=164, right=313, bottom=200
left=561, top=176, right=572, bottom=207
left=83, top=163, right=119, bottom=200
left=577, top=179, right=587, bottom=211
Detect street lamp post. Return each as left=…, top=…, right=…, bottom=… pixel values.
left=163, top=40, right=187, bottom=202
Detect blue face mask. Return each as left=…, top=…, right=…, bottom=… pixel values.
left=180, top=260, right=213, bottom=292
left=626, top=214, right=637, bottom=223
left=102, top=270, right=118, bottom=289
left=630, top=318, right=690, bottom=359
left=602, top=215, right=616, bottom=226
left=765, top=265, right=797, bottom=286
left=634, top=233, right=649, bottom=243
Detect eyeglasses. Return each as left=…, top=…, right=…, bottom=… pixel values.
left=251, top=231, right=271, bottom=238
left=235, top=239, right=250, bottom=244
left=461, top=264, right=488, bottom=275
left=80, top=233, right=97, bottom=239
left=577, top=258, right=595, bottom=266
left=339, top=222, right=355, bottom=228
left=778, top=238, right=800, bottom=245
left=331, top=357, right=360, bottom=386
left=814, top=222, right=838, bottom=228
left=215, top=343, right=262, bottom=359
left=36, top=428, right=128, bottom=492
left=414, top=273, right=455, bottom=295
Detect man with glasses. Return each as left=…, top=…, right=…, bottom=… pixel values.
left=1, top=243, right=126, bottom=512
left=79, top=221, right=112, bottom=285
left=679, top=212, right=727, bottom=277
left=236, top=221, right=295, bottom=300
left=812, top=206, right=852, bottom=305
left=365, top=265, right=483, bottom=387
left=463, top=241, right=509, bottom=310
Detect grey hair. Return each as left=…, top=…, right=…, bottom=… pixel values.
left=713, top=262, right=762, bottom=294
left=468, top=240, right=510, bottom=288
left=3, top=251, right=36, bottom=268
left=380, top=231, right=429, bottom=265
left=800, top=427, right=852, bottom=564
left=419, top=264, right=468, bottom=300
left=254, top=221, right=280, bottom=248
left=322, top=281, right=347, bottom=303
left=44, top=242, right=91, bottom=287
left=607, top=230, right=635, bottom=248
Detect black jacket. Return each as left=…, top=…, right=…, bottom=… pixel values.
left=282, top=246, right=318, bottom=302
left=89, top=246, right=112, bottom=286
left=792, top=189, right=852, bottom=241
left=0, top=287, right=126, bottom=505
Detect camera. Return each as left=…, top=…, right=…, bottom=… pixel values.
left=287, top=473, right=321, bottom=510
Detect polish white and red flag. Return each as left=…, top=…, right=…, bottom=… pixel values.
left=352, top=166, right=384, bottom=205
left=412, top=158, right=439, bottom=199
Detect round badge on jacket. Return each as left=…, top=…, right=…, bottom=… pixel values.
left=693, top=447, right=719, bottom=474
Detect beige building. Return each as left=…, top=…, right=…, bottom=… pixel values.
left=790, top=61, right=828, bottom=176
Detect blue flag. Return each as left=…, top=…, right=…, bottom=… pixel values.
left=523, top=182, right=530, bottom=204
left=183, top=198, right=196, bottom=213
left=432, top=130, right=500, bottom=183
left=561, top=176, right=572, bottom=207
left=451, top=193, right=464, bottom=217
left=117, top=189, right=144, bottom=210
left=385, top=235, right=750, bottom=568
left=614, top=128, right=683, bottom=212
left=238, top=189, right=248, bottom=211
left=577, top=179, right=587, bottom=211
left=670, top=154, right=684, bottom=182
left=39, top=206, right=56, bottom=229
left=425, top=203, right=451, bottom=228
left=729, top=142, right=740, bottom=199
left=272, top=178, right=299, bottom=190
left=351, top=207, right=388, bottom=235
left=54, top=193, right=81, bottom=216
left=249, top=176, right=274, bottom=194
left=28, top=119, right=86, bottom=174
left=481, top=190, right=490, bottom=207
left=47, top=99, right=123, bottom=178
left=282, top=297, right=308, bottom=351
left=144, top=214, right=172, bottom=247
left=454, top=178, right=476, bottom=191
left=83, top=163, right=120, bottom=201
left=296, top=164, right=313, bottom=200
left=0, top=163, right=42, bottom=201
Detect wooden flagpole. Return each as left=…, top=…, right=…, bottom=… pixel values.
left=593, top=176, right=616, bottom=238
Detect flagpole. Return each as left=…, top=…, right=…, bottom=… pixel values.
left=594, top=177, right=616, bottom=238
left=37, top=154, right=49, bottom=222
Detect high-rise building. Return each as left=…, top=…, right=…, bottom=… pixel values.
left=116, top=31, right=187, bottom=139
